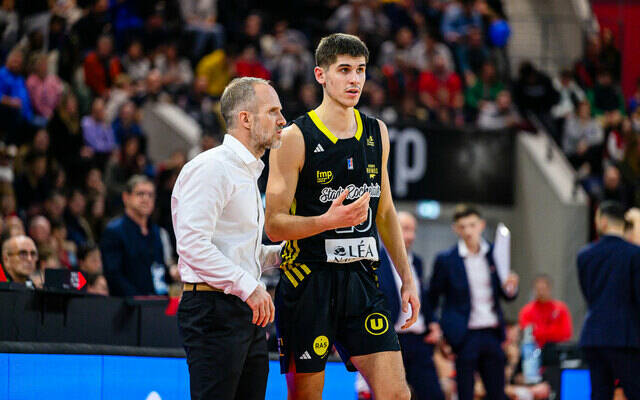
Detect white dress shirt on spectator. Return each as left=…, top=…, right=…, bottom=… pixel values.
left=458, top=239, right=499, bottom=329
left=171, top=134, right=281, bottom=301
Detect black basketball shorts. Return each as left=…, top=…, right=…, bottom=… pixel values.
left=275, top=261, right=400, bottom=373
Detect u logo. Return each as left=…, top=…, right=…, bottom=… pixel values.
left=365, top=313, right=389, bottom=335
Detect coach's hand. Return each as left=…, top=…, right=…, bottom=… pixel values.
left=246, top=285, right=275, bottom=327
left=323, top=189, right=370, bottom=230
left=400, top=281, right=421, bottom=330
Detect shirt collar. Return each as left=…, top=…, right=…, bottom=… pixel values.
left=223, top=134, right=265, bottom=177
left=458, top=239, right=489, bottom=258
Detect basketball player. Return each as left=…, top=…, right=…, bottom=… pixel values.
left=265, top=33, right=419, bottom=400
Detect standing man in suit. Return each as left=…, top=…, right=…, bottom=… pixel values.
left=427, top=204, right=519, bottom=400
left=377, top=211, right=444, bottom=400
left=578, top=201, right=640, bottom=400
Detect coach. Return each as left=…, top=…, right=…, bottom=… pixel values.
left=578, top=201, right=640, bottom=400
left=171, top=77, right=286, bottom=400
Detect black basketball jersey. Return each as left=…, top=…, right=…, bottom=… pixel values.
left=280, top=109, right=383, bottom=272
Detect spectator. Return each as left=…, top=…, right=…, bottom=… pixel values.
left=458, top=26, right=488, bottom=78
left=441, top=0, right=483, bottom=46
left=77, top=243, right=102, bottom=276
left=13, top=151, right=50, bottom=216
left=575, top=34, right=602, bottom=89
left=3, top=214, right=23, bottom=237
left=25, top=53, right=64, bottom=121
left=86, top=272, right=109, bottom=295
left=51, top=220, right=76, bottom=269
left=196, top=47, right=231, bottom=97
left=180, top=0, right=224, bottom=62
left=0, top=235, right=37, bottom=285
left=551, top=68, right=586, bottom=124
left=513, top=62, right=560, bottom=142
left=64, top=188, right=93, bottom=248
left=233, top=44, right=271, bottom=80
left=600, top=28, right=621, bottom=82
left=111, top=100, right=143, bottom=146
left=13, top=127, right=51, bottom=176
left=465, top=61, right=505, bottom=115
left=28, top=214, right=52, bottom=252
left=628, top=78, right=640, bottom=114
left=596, top=164, right=632, bottom=209
left=48, top=91, right=88, bottom=182
left=408, top=30, right=455, bottom=74
left=153, top=42, right=193, bottom=95
left=519, top=274, right=573, bottom=348
left=121, top=40, right=150, bottom=83
left=606, top=118, right=633, bottom=164
left=477, top=90, right=521, bottom=130
left=104, top=73, right=133, bottom=124
left=0, top=49, right=33, bottom=142
left=83, top=35, right=122, bottom=97
left=326, top=0, right=390, bottom=39
left=587, top=69, right=626, bottom=118
left=284, top=83, right=319, bottom=122
left=0, top=1, right=19, bottom=55
left=234, top=12, right=263, bottom=55
left=418, top=53, right=464, bottom=125
left=563, top=101, right=604, bottom=176
left=70, top=0, right=110, bottom=53
left=82, top=97, right=116, bottom=165
left=179, top=76, right=220, bottom=136
left=101, top=175, right=170, bottom=296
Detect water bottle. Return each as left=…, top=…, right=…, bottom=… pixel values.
left=521, top=325, right=542, bottom=384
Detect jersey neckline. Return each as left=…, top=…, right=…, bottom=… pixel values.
left=307, top=109, right=363, bottom=144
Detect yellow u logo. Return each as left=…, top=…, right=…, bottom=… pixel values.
left=364, top=313, right=389, bottom=335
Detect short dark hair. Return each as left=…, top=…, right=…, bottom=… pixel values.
left=453, top=204, right=482, bottom=222
left=315, top=33, right=369, bottom=68
left=77, top=243, right=99, bottom=262
left=124, top=175, right=153, bottom=194
left=598, top=201, right=626, bottom=224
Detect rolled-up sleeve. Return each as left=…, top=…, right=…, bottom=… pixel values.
left=172, top=161, right=259, bottom=301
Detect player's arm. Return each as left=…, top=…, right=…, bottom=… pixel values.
left=375, top=119, right=421, bottom=329
left=265, top=124, right=369, bottom=242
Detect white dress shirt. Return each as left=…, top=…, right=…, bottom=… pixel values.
left=391, top=252, right=426, bottom=334
left=459, top=240, right=499, bottom=329
left=171, top=134, right=281, bottom=301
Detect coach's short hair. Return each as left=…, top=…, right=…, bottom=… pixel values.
left=220, top=77, right=270, bottom=129
left=453, top=204, right=482, bottom=222
left=315, top=33, right=369, bottom=68
left=598, top=201, right=626, bottom=224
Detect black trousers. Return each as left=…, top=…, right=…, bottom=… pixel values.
left=455, top=328, right=506, bottom=400
left=177, top=289, right=268, bottom=400
left=398, top=333, right=444, bottom=400
left=583, top=347, right=640, bottom=400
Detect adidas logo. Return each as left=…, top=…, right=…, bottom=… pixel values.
left=299, top=351, right=312, bottom=360
left=314, top=144, right=324, bottom=153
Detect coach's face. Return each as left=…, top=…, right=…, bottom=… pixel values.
left=250, top=84, right=286, bottom=151
left=453, top=214, right=485, bottom=248
left=315, top=55, right=366, bottom=108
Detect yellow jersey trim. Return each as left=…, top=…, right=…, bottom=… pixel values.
left=308, top=109, right=363, bottom=144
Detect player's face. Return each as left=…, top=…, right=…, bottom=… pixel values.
left=251, top=84, right=286, bottom=151
left=316, top=55, right=367, bottom=108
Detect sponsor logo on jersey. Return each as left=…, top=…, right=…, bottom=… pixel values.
left=347, top=157, right=354, bottom=170
left=325, top=237, right=379, bottom=263
left=366, top=136, right=375, bottom=147
left=365, top=313, right=389, bottom=335
left=319, top=183, right=381, bottom=203
left=366, top=164, right=378, bottom=179
left=316, top=170, right=334, bottom=184
left=313, top=335, right=329, bottom=357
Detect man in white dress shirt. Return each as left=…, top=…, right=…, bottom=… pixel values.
left=171, top=77, right=286, bottom=400
left=426, top=204, right=519, bottom=400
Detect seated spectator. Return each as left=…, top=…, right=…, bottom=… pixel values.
left=606, top=118, right=633, bottom=164
left=43, top=190, right=66, bottom=224
left=441, top=0, right=483, bottom=46
left=0, top=49, right=33, bottom=142
left=178, top=76, right=221, bottom=136
left=86, top=272, right=109, bottom=296
left=377, top=26, right=416, bottom=98
left=51, top=220, right=76, bottom=269
left=135, top=68, right=171, bottom=106
left=121, top=40, right=150, bottom=83
left=513, top=62, right=560, bottom=142
left=575, top=34, right=602, bottom=89
left=595, top=164, right=632, bottom=209
left=112, top=101, right=143, bottom=146
left=82, top=97, right=116, bottom=166
left=458, top=26, right=489, bottom=79
left=628, top=78, right=640, bottom=114
left=326, top=0, right=390, bottom=38
left=101, top=175, right=171, bottom=296
left=83, top=35, right=122, bottom=97
left=465, top=61, right=505, bottom=115
left=285, top=83, right=320, bottom=121
left=409, top=30, right=455, bottom=74
left=13, top=128, right=51, bottom=176
left=196, top=48, right=231, bottom=97
left=600, top=28, right=621, bottom=82
left=359, top=81, right=397, bottom=123
left=0, top=235, right=37, bottom=285
left=25, top=53, right=63, bottom=121
left=477, top=90, right=521, bottom=130
left=3, top=215, right=24, bottom=238
left=28, top=215, right=53, bottom=253
left=13, top=151, right=50, bottom=217
left=153, top=42, right=193, bottom=95
left=418, top=54, right=463, bottom=125
left=396, top=94, right=429, bottom=125
left=587, top=69, right=625, bottom=118
left=77, top=243, right=102, bottom=276
left=551, top=69, right=586, bottom=124
left=64, top=188, right=93, bottom=248
left=519, top=274, right=573, bottom=348
left=105, top=135, right=152, bottom=214
left=563, top=101, right=604, bottom=176
left=233, top=44, right=271, bottom=80
left=0, top=1, right=19, bottom=55
left=180, top=0, right=224, bottom=62
left=105, top=74, right=133, bottom=124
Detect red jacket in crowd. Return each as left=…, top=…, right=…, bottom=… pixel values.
left=519, top=299, right=573, bottom=347
left=83, top=52, right=122, bottom=96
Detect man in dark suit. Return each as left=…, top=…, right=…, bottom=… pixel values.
left=578, top=201, right=640, bottom=400
left=378, top=211, right=444, bottom=400
left=427, top=204, right=518, bottom=400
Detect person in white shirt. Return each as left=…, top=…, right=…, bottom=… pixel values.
left=171, top=77, right=286, bottom=400
left=426, top=204, right=519, bottom=400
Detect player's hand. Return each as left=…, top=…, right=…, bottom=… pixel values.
left=400, top=280, right=421, bottom=330
left=424, top=322, right=442, bottom=344
left=245, top=285, right=275, bottom=327
left=323, top=189, right=370, bottom=230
